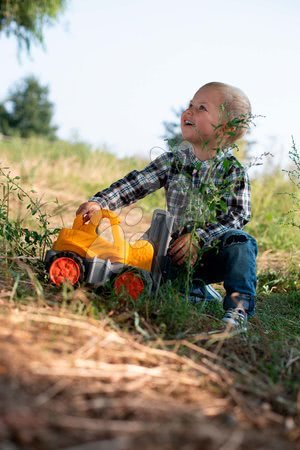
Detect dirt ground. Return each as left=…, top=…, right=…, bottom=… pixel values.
left=256, top=249, right=300, bottom=273
left=0, top=295, right=299, bottom=450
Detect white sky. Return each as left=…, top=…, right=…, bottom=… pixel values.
left=0, top=0, right=300, bottom=166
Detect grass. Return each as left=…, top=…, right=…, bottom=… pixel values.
left=255, top=292, right=300, bottom=394
left=246, top=169, right=300, bottom=251
left=0, top=136, right=299, bottom=437
left=0, top=136, right=166, bottom=232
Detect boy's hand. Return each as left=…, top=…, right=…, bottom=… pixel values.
left=76, top=201, right=101, bottom=223
left=168, top=233, right=199, bottom=266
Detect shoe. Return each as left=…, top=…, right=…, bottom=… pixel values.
left=205, top=285, right=223, bottom=302
left=189, top=284, right=223, bottom=303
left=222, top=308, right=248, bottom=331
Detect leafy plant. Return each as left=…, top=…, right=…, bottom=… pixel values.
left=0, top=164, right=59, bottom=259
left=170, top=113, right=254, bottom=296
left=162, top=107, right=184, bottom=149
left=0, top=0, right=67, bottom=52
left=257, top=269, right=300, bottom=294
left=281, top=138, right=300, bottom=229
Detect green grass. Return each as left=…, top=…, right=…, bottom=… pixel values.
left=257, top=267, right=300, bottom=294
left=245, top=170, right=300, bottom=251
left=257, top=291, right=300, bottom=341
left=254, top=292, right=300, bottom=399
left=95, top=280, right=224, bottom=337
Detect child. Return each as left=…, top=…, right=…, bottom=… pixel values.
left=76, top=81, right=258, bottom=330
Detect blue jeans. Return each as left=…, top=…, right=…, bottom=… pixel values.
left=166, top=229, right=258, bottom=316
left=193, top=229, right=258, bottom=316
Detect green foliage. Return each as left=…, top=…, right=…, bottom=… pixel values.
left=286, top=138, right=300, bottom=188
left=0, top=0, right=67, bottom=52
left=245, top=170, right=300, bottom=251
left=0, top=76, right=57, bottom=139
left=162, top=107, right=184, bottom=149
left=0, top=103, right=11, bottom=135
left=257, top=291, right=300, bottom=342
left=257, top=269, right=300, bottom=294
left=138, top=285, right=223, bottom=337
left=0, top=164, right=59, bottom=258
left=281, top=138, right=300, bottom=229
left=173, top=115, right=253, bottom=248
left=94, top=280, right=223, bottom=338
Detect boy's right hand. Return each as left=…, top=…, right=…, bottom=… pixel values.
left=168, top=233, right=199, bottom=266
left=76, top=201, right=101, bottom=223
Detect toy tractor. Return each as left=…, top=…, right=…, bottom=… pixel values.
left=45, top=209, right=174, bottom=300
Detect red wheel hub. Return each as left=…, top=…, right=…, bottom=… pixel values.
left=49, top=257, right=81, bottom=286
left=114, top=272, right=145, bottom=300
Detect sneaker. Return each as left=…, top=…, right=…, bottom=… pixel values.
left=205, top=285, right=223, bottom=302
left=189, top=284, right=223, bottom=303
left=222, top=308, right=248, bottom=331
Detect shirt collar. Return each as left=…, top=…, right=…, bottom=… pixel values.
left=181, top=141, right=231, bottom=167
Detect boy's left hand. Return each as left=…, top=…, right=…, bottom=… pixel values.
left=168, top=233, right=199, bottom=266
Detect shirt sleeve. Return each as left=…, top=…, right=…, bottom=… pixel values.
left=196, top=166, right=251, bottom=246
left=89, top=151, right=173, bottom=210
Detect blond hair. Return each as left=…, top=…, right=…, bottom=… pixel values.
left=202, top=81, right=252, bottom=142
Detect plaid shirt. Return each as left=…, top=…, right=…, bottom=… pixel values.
left=89, top=144, right=251, bottom=246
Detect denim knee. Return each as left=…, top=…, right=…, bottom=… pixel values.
left=221, top=229, right=257, bottom=249
left=220, top=230, right=258, bottom=260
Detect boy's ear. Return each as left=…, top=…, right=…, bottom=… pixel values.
left=218, top=122, right=237, bottom=144
left=222, top=121, right=237, bottom=134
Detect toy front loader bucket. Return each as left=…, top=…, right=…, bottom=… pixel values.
left=143, top=209, right=174, bottom=296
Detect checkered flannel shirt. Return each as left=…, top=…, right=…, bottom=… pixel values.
left=89, top=144, right=251, bottom=246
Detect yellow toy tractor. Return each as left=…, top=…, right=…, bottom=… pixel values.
left=45, top=209, right=174, bottom=300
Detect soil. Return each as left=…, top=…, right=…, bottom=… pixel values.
left=0, top=298, right=299, bottom=450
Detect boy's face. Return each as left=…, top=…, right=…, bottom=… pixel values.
left=181, top=86, right=225, bottom=148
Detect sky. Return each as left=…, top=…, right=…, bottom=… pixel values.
left=0, top=0, right=300, bottom=166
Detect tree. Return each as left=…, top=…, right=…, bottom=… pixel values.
left=162, top=107, right=184, bottom=149
left=0, top=0, right=67, bottom=52
left=0, top=103, right=11, bottom=135
left=0, top=76, right=57, bottom=139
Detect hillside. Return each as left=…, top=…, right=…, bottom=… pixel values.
left=0, top=137, right=299, bottom=449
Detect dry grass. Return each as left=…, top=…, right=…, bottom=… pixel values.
left=0, top=297, right=299, bottom=449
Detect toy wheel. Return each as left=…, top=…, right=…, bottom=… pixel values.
left=114, top=271, right=145, bottom=301
left=49, top=252, right=84, bottom=286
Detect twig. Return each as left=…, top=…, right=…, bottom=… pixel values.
left=51, top=416, right=163, bottom=434
left=35, top=378, right=72, bottom=406
left=217, top=430, right=244, bottom=450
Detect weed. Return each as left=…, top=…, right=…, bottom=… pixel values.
left=94, top=278, right=224, bottom=339
left=285, top=137, right=300, bottom=188
left=246, top=169, right=300, bottom=250
left=0, top=164, right=59, bottom=259
left=257, top=268, right=300, bottom=294
left=280, top=138, right=300, bottom=229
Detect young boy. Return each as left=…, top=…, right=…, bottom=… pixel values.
left=76, top=81, right=258, bottom=330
